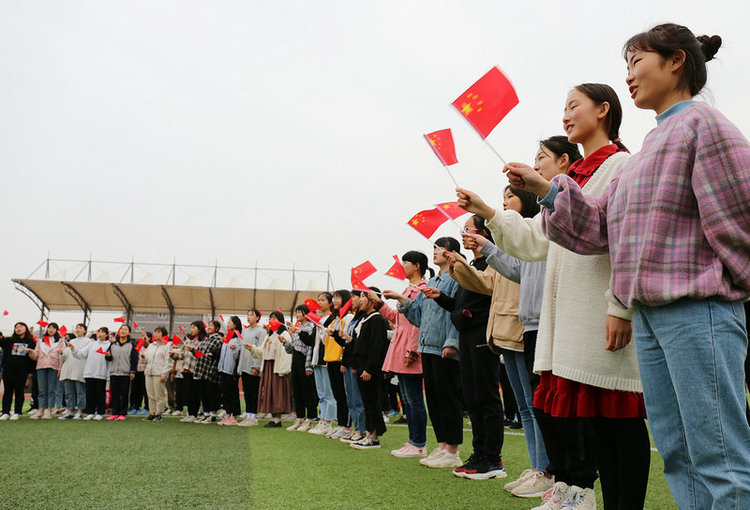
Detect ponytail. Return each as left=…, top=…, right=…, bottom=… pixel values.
left=574, top=83, right=629, bottom=153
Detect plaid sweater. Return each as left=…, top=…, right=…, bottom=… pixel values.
left=541, top=101, right=750, bottom=307
left=284, top=322, right=314, bottom=370
left=193, top=334, right=223, bottom=384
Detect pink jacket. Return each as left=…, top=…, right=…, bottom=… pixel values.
left=379, top=281, right=425, bottom=374
left=34, top=337, right=66, bottom=370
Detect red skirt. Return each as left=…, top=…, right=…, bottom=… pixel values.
left=533, top=371, right=646, bottom=419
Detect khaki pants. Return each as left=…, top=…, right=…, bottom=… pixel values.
left=145, top=375, right=166, bottom=415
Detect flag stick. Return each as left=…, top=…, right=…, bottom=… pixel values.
left=443, top=165, right=460, bottom=189
left=482, top=139, right=508, bottom=166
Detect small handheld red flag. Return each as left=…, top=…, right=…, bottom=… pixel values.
left=351, top=272, right=371, bottom=292
left=294, top=321, right=301, bottom=328
left=305, top=312, right=321, bottom=324
left=219, top=314, right=225, bottom=323
left=452, top=66, right=519, bottom=139
left=178, top=326, right=186, bottom=335
left=304, top=298, right=321, bottom=312
left=114, top=317, right=125, bottom=323
left=268, top=319, right=283, bottom=332
left=352, top=261, right=377, bottom=281
left=424, top=129, right=458, bottom=166
left=202, top=321, right=207, bottom=328
left=135, top=338, right=144, bottom=352
left=58, top=325, right=68, bottom=337
left=43, top=336, right=51, bottom=347
left=194, top=349, right=206, bottom=358
left=339, top=298, right=353, bottom=318
left=436, top=202, right=469, bottom=220
left=37, top=320, right=49, bottom=328
left=133, top=321, right=139, bottom=329
left=3, top=310, right=8, bottom=316
left=223, top=330, right=234, bottom=344
left=162, top=335, right=169, bottom=345
left=385, top=255, right=407, bottom=281
left=172, top=334, right=182, bottom=345
left=96, top=347, right=107, bottom=355
left=407, top=208, right=449, bottom=239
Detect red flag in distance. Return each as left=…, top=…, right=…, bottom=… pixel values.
left=3, top=310, right=8, bottom=316
left=339, top=298, right=353, bottom=318
left=452, top=67, right=519, bottom=139
left=424, top=129, right=458, bottom=166
left=172, top=334, right=182, bottom=345
left=219, top=314, right=225, bottom=323
left=178, top=326, right=186, bottom=335
left=436, top=202, right=469, bottom=220
left=135, top=338, right=144, bottom=352
left=304, top=298, right=321, bottom=312
left=162, top=335, right=169, bottom=345
left=114, top=317, right=125, bottom=323
left=351, top=261, right=377, bottom=281
left=37, top=320, right=49, bottom=328
left=43, top=336, right=50, bottom=347
left=133, top=321, right=139, bottom=329
left=385, top=255, right=407, bottom=281
left=305, top=312, right=321, bottom=324
left=407, top=208, right=449, bottom=239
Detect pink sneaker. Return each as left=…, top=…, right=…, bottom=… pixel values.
left=391, top=442, right=428, bottom=458
left=106, top=415, right=119, bottom=421
left=117, top=415, right=126, bottom=421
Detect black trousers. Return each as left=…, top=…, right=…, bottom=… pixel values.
left=592, top=417, right=650, bottom=510
left=219, top=372, right=240, bottom=416
left=290, top=352, right=318, bottom=419
left=181, top=373, right=200, bottom=417
left=2, top=370, right=29, bottom=415
left=498, top=358, right=518, bottom=421
left=129, top=371, right=147, bottom=410
left=327, top=362, right=349, bottom=427
left=241, top=372, right=260, bottom=414
left=523, top=330, right=541, bottom=391
left=534, top=409, right=598, bottom=488
left=422, top=352, right=463, bottom=445
left=109, top=375, right=131, bottom=416
left=197, top=379, right=219, bottom=413
left=30, top=371, right=38, bottom=410
left=459, top=325, right=504, bottom=463
left=356, top=371, right=386, bottom=436
left=85, top=378, right=107, bottom=415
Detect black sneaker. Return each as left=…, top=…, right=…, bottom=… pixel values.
left=509, top=420, right=522, bottom=430
left=394, top=415, right=408, bottom=424
left=153, top=415, right=162, bottom=421
left=452, top=453, right=480, bottom=478
left=263, top=421, right=282, bottom=428
left=143, top=415, right=155, bottom=421
left=350, top=437, right=381, bottom=449
left=464, top=460, right=507, bottom=480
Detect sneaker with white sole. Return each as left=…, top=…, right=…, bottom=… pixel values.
left=331, top=427, right=351, bottom=440
left=93, top=414, right=104, bottom=421
left=286, top=418, right=302, bottom=431
left=181, top=415, right=197, bottom=423
left=505, top=468, right=535, bottom=491
left=73, top=412, right=83, bottom=420
left=464, top=460, right=507, bottom=480
left=560, top=485, right=596, bottom=509
left=512, top=471, right=555, bottom=498
left=350, top=436, right=381, bottom=450
left=324, top=425, right=343, bottom=438
left=308, top=422, right=332, bottom=436
left=425, top=450, right=463, bottom=469
left=83, top=414, right=94, bottom=421
left=171, top=410, right=182, bottom=417
left=531, top=482, right=570, bottom=510
left=419, top=447, right=446, bottom=466
left=9, top=413, right=20, bottom=421
left=340, top=431, right=364, bottom=443
left=28, top=409, right=39, bottom=417
left=391, top=442, right=428, bottom=458
left=296, top=419, right=312, bottom=432
left=0, top=414, right=9, bottom=421
left=216, top=410, right=227, bottom=420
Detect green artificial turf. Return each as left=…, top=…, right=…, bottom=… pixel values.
left=0, top=414, right=677, bottom=509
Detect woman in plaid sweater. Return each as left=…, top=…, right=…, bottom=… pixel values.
left=189, top=320, right=223, bottom=424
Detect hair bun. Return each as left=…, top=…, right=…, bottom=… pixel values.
left=697, top=34, right=722, bottom=61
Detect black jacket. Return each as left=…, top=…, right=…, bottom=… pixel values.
left=350, top=312, right=389, bottom=374
left=435, top=256, right=491, bottom=331
left=0, top=335, right=36, bottom=374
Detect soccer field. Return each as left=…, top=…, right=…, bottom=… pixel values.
left=0, top=415, right=677, bottom=509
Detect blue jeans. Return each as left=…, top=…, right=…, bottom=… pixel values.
left=313, top=366, right=336, bottom=421
left=503, top=349, right=549, bottom=471
left=634, top=297, right=750, bottom=509
left=36, top=368, right=58, bottom=409
left=55, top=376, right=64, bottom=408
left=398, top=373, right=427, bottom=448
left=63, top=380, right=86, bottom=411
left=343, top=367, right=366, bottom=433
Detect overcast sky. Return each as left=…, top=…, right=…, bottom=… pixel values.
left=1, top=1, right=748, bottom=330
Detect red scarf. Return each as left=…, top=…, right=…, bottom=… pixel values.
left=567, top=144, right=624, bottom=187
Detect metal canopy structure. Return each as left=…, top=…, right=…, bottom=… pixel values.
left=13, top=258, right=332, bottom=330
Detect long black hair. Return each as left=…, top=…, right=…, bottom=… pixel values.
left=574, top=83, right=628, bottom=152
left=402, top=250, right=434, bottom=279
left=540, top=135, right=581, bottom=166
left=505, top=185, right=541, bottom=219
left=12, top=322, right=32, bottom=341
left=191, top=321, right=207, bottom=341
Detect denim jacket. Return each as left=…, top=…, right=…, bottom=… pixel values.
left=398, top=271, right=460, bottom=357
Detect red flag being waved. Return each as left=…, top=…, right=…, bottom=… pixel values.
left=452, top=67, right=519, bottom=139
left=172, top=334, right=182, bottom=345
left=37, top=320, right=49, bottom=328
left=3, top=310, right=9, bottom=316
left=351, top=273, right=371, bottom=292
left=385, top=255, right=407, bottom=281
left=58, top=325, right=68, bottom=337
left=424, top=129, right=458, bottom=166
left=194, top=349, right=206, bottom=358
left=351, top=261, right=377, bottom=281
left=114, top=317, right=125, bottom=323
left=135, top=338, right=144, bottom=352
left=268, top=319, right=283, bottom=332
left=407, top=208, right=449, bottom=239
left=436, top=202, right=469, bottom=220
left=304, top=298, right=321, bottom=312
left=305, top=312, right=321, bottom=324
left=96, top=347, right=108, bottom=355
left=339, top=298, right=353, bottom=318
left=178, top=326, right=186, bottom=335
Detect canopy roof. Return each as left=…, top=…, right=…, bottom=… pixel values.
left=13, top=279, right=326, bottom=317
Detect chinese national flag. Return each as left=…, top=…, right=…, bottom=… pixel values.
left=178, top=326, right=186, bottom=335
left=194, top=349, right=206, bottom=358
left=351, top=261, right=377, bottom=281
left=452, top=67, right=519, bottom=139
left=114, top=317, right=125, bottom=323
left=268, top=319, right=283, bottom=332
left=172, top=334, right=182, bottom=345
left=162, top=335, right=169, bottom=345
left=339, top=298, right=353, bottom=318
left=351, top=272, right=371, bottom=292
left=135, top=338, right=144, bottom=352
left=305, top=312, right=321, bottom=324
left=436, top=201, right=469, bottom=220
left=385, top=255, right=407, bottom=281
left=407, top=208, right=449, bottom=239
left=133, top=321, right=139, bottom=329
left=223, top=330, right=234, bottom=343
left=59, top=325, right=68, bottom=337
left=37, top=320, right=49, bottom=328
left=3, top=310, right=8, bottom=316
left=304, top=298, right=321, bottom=312
left=96, top=347, right=107, bottom=355
left=424, top=129, right=458, bottom=166
left=43, top=336, right=50, bottom=347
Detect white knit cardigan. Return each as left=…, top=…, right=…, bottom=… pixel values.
left=487, top=151, right=642, bottom=392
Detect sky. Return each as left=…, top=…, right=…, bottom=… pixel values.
left=1, top=1, right=749, bottom=331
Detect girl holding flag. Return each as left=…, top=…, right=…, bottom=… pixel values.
left=0, top=322, right=36, bottom=420
left=238, top=309, right=264, bottom=426
left=176, top=322, right=204, bottom=423
left=142, top=326, right=172, bottom=422
left=305, top=293, right=337, bottom=436
left=105, top=325, right=138, bottom=421
left=323, top=290, right=353, bottom=439
left=285, top=305, right=319, bottom=432
left=249, top=310, right=292, bottom=428
left=70, top=327, right=111, bottom=420
left=191, top=320, right=223, bottom=424
left=217, top=316, right=242, bottom=426
left=28, top=322, right=66, bottom=420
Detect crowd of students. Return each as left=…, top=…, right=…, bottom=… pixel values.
left=1, top=23, right=750, bottom=510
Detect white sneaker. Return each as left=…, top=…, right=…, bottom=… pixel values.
left=426, top=450, right=462, bottom=469
left=9, top=413, right=19, bottom=421
left=505, top=468, right=534, bottom=491
left=391, top=442, right=428, bottom=458
left=512, top=471, right=555, bottom=498
left=0, top=414, right=9, bottom=421
left=324, top=425, right=341, bottom=438
left=308, top=422, right=331, bottom=436
left=83, top=414, right=94, bottom=421
left=531, top=482, right=570, bottom=510
left=216, top=409, right=227, bottom=420
left=296, top=419, right=312, bottom=432
left=28, top=409, right=39, bottom=417
left=171, top=410, right=182, bottom=416
left=73, top=412, right=83, bottom=420
left=419, top=447, right=445, bottom=466
left=93, top=414, right=104, bottom=421
left=287, top=418, right=303, bottom=431
left=561, top=485, right=596, bottom=509
left=181, top=415, right=197, bottom=423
